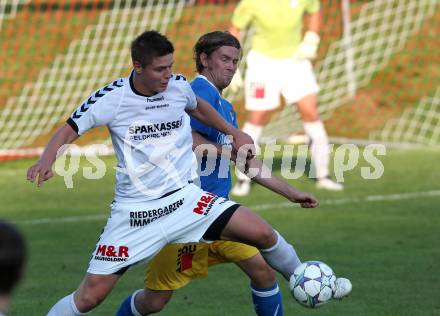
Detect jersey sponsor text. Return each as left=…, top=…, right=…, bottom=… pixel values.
left=94, top=244, right=129, bottom=262
left=176, top=244, right=197, bottom=272
left=192, top=192, right=219, bottom=216
left=129, top=198, right=184, bottom=227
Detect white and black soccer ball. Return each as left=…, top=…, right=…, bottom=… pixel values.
left=289, top=261, right=336, bottom=308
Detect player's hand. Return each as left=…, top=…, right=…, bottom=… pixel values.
left=296, top=31, right=320, bottom=60
left=27, top=161, right=54, bottom=187
left=231, top=130, right=256, bottom=161
left=290, top=191, right=319, bottom=208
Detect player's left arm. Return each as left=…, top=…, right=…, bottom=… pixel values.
left=187, top=96, right=255, bottom=159
left=297, top=7, right=322, bottom=60
left=306, top=9, right=321, bottom=34
left=241, top=157, right=319, bottom=208
left=229, top=0, right=253, bottom=38
left=192, top=129, right=317, bottom=208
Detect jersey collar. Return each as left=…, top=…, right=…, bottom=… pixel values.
left=196, top=75, right=222, bottom=96
left=129, top=71, right=160, bottom=98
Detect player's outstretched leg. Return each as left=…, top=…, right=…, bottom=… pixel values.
left=48, top=273, right=120, bottom=316
left=217, top=206, right=301, bottom=280
left=217, top=206, right=352, bottom=302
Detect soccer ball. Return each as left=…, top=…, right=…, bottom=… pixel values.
left=289, top=261, right=336, bottom=308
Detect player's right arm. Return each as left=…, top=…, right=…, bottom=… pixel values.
left=188, top=97, right=256, bottom=160
left=27, top=124, right=79, bottom=186
left=27, top=79, right=122, bottom=186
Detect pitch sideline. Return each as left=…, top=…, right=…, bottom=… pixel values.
left=17, top=189, right=440, bottom=226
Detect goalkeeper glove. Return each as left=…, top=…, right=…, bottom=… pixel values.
left=296, top=31, right=320, bottom=60
left=227, top=68, right=244, bottom=94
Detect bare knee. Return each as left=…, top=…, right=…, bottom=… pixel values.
left=301, top=111, right=320, bottom=122
left=247, top=110, right=273, bottom=125
left=297, top=95, right=320, bottom=122
left=221, top=208, right=277, bottom=249
left=75, top=289, right=107, bottom=312
left=74, top=274, right=118, bottom=312
left=257, top=226, right=277, bottom=249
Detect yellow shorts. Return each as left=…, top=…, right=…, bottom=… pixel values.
left=145, top=241, right=259, bottom=290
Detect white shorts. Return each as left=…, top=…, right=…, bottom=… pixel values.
left=87, top=183, right=237, bottom=275
left=244, top=50, right=319, bottom=111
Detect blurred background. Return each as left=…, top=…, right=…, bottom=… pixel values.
left=0, top=0, right=438, bottom=159
left=0, top=1, right=439, bottom=315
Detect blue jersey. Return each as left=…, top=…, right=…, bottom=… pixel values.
left=190, top=75, right=238, bottom=198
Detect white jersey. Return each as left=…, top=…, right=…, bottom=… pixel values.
left=68, top=72, right=198, bottom=202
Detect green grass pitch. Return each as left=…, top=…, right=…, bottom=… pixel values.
left=1, top=147, right=439, bottom=315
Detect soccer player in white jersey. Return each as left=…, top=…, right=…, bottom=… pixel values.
left=27, top=31, right=343, bottom=316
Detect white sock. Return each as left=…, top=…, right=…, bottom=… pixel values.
left=235, top=169, right=250, bottom=182
left=242, top=122, right=263, bottom=144
left=303, top=120, right=330, bottom=179
left=260, top=231, right=301, bottom=281
left=47, top=293, right=88, bottom=316
left=131, top=289, right=144, bottom=316
left=236, top=122, right=263, bottom=184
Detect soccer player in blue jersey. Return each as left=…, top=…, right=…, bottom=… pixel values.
left=116, top=31, right=350, bottom=316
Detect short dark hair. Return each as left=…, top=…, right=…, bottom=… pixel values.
left=0, top=221, right=26, bottom=295
left=194, top=31, right=241, bottom=73
left=131, top=30, right=174, bottom=67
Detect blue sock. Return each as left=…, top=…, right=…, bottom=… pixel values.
left=116, top=289, right=144, bottom=316
left=116, top=290, right=143, bottom=316
left=115, top=294, right=133, bottom=316
left=251, top=282, right=283, bottom=316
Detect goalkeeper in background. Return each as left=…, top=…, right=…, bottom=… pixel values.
left=229, top=0, right=343, bottom=195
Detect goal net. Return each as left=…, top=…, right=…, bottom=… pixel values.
left=0, top=0, right=438, bottom=159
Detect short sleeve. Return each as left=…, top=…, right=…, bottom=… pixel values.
left=190, top=80, right=220, bottom=137
left=190, top=99, right=211, bottom=137
left=67, top=81, right=122, bottom=135
left=231, top=0, right=254, bottom=29
left=180, top=80, right=197, bottom=111
left=305, top=0, right=320, bottom=13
